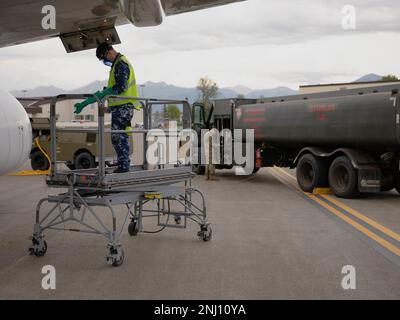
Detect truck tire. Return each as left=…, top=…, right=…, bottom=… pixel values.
left=75, top=152, right=95, bottom=170
left=30, top=150, right=50, bottom=171
left=329, top=156, right=359, bottom=198
left=296, top=154, right=328, bottom=193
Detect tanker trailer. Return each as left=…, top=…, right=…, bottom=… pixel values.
left=234, top=85, right=400, bottom=198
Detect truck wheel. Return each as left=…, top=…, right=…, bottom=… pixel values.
left=30, top=150, right=50, bottom=171
left=296, top=154, right=328, bottom=193
left=75, top=152, right=95, bottom=170
left=329, top=156, right=359, bottom=198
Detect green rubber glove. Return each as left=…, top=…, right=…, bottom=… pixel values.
left=94, top=87, right=114, bottom=100
left=74, top=101, right=90, bottom=114
left=73, top=88, right=115, bottom=114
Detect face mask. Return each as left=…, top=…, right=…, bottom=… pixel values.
left=102, top=59, right=112, bottom=67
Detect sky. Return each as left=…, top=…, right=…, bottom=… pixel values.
left=1, top=0, right=400, bottom=92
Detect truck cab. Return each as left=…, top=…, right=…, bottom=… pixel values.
left=192, top=98, right=257, bottom=174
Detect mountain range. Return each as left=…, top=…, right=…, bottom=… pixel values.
left=353, top=73, right=382, bottom=82
left=11, top=81, right=298, bottom=101
left=11, top=74, right=386, bottom=101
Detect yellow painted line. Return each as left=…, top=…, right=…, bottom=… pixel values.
left=274, top=167, right=400, bottom=243
left=270, top=168, right=305, bottom=195
left=275, top=167, right=298, bottom=182
left=321, top=195, right=400, bottom=243
left=310, top=195, right=400, bottom=257
left=271, top=167, right=400, bottom=257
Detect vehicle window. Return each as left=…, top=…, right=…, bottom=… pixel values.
left=194, top=106, right=204, bottom=124
left=150, top=104, right=184, bottom=130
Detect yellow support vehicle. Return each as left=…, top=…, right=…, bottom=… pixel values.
left=30, top=118, right=134, bottom=170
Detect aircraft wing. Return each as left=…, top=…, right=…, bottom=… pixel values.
left=0, top=0, right=245, bottom=53
left=161, top=0, right=245, bottom=15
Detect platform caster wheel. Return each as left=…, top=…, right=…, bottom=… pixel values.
left=112, top=250, right=124, bottom=267
left=106, top=246, right=124, bottom=267
left=198, top=225, right=212, bottom=242
left=29, top=238, right=47, bottom=257
left=174, top=216, right=182, bottom=225
left=128, top=220, right=139, bottom=236
left=203, top=227, right=212, bottom=241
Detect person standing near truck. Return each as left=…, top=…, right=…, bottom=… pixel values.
left=74, top=42, right=139, bottom=173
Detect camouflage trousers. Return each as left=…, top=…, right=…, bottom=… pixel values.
left=111, top=104, right=134, bottom=170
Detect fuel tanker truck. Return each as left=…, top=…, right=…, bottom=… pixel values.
left=192, top=84, right=400, bottom=198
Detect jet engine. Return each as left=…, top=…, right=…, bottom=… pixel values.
left=0, top=89, right=32, bottom=175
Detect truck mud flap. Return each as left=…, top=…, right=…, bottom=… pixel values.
left=358, top=167, right=381, bottom=193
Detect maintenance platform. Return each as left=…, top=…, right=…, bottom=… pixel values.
left=28, top=94, right=211, bottom=266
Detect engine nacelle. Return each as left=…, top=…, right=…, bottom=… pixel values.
left=0, top=90, right=32, bottom=175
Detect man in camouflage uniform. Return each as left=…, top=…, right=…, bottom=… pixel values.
left=110, top=104, right=134, bottom=172
left=74, top=43, right=139, bottom=173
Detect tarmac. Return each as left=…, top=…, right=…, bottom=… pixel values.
left=0, top=162, right=399, bottom=299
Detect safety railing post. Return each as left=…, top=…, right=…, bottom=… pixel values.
left=98, top=100, right=106, bottom=178
left=144, top=100, right=149, bottom=169
left=50, top=97, right=57, bottom=176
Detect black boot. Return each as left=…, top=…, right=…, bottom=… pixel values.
left=113, top=168, right=130, bottom=173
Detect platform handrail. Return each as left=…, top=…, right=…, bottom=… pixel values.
left=49, top=94, right=192, bottom=179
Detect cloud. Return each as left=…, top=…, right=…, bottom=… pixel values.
left=1, top=0, right=400, bottom=91
left=116, top=0, right=400, bottom=54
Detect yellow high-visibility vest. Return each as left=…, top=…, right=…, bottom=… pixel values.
left=107, top=55, right=139, bottom=108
